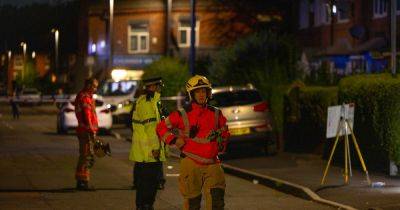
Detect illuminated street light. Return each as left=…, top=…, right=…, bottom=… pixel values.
left=20, top=42, right=27, bottom=57
left=7, top=51, right=11, bottom=60
left=332, top=4, right=337, bottom=14
left=32, top=51, right=36, bottom=59
left=52, top=28, right=59, bottom=74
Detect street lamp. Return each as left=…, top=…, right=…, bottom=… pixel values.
left=108, top=0, right=114, bottom=76
left=329, top=1, right=337, bottom=46
left=20, top=42, right=27, bottom=58
left=32, top=51, right=36, bottom=59
left=7, top=51, right=11, bottom=60
left=20, top=42, right=27, bottom=80
left=189, top=0, right=196, bottom=75
left=52, top=28, right=59, bottom=75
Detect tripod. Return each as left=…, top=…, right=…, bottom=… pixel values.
left=321, top=115, right=371, bottom=186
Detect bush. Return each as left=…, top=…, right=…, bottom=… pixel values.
left=143, top=57, right=190, bottom=97
left=143, top=57, right=191, bottom=111
left=209, top=31, right=301, bottom=133
left=338, top=74, right=400, bottom=171
left=284, top=85, right=338, bottom=153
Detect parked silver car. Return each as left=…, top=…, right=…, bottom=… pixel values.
left=210, top=85, right=277, bottom=155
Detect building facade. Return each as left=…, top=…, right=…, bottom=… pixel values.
left=295, top=0, right=398, bottom=75
left=80, top=0, right=234, bottom=78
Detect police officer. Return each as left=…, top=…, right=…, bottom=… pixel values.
left=129, top=77, right=167, bottom=210
left=157, top=75, right=230, bottom=210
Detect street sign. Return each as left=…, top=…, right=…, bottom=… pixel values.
left=326, top=103, right=355, bottom=138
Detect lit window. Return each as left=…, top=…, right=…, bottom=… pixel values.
left=373, top=0, right=387, bottom=18
left=178, top=19, right=199, bottom=48
left=128, top=22, right=149, bottom=54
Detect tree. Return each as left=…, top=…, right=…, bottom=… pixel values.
left=209, top=31, right=301, bottom=133
left=143, top=57, right=191, bottom=97
left=208, top=0, right=294, bottom=45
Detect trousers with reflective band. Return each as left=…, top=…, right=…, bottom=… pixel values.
left=179, top=157, right=225, bottom=210
left=75, top=132, right=93, bottom=181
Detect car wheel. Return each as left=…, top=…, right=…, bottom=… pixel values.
left=57, top=116, right=68, bottom=134
left=264, top=132, right=277, bottom=156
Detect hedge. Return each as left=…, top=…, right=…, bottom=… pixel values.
left=284, top=85, right=338, bottom=153
left=338, top=74, right=400, bottom=171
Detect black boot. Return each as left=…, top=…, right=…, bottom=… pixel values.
left=76, top=180, right=94, bottom=191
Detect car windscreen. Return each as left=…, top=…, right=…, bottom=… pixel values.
left=210, top=90, right=263, bottom=107
left=98, top=81, right=137, bottom=96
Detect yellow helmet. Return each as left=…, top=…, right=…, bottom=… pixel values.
left=186, top=75, right=212, bottom=101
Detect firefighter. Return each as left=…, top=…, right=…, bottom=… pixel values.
left=156, top=75, right=230, bottom=210
left=74, top=78, right=99, bottom=190
left=129, top=77, right=167, bottom=210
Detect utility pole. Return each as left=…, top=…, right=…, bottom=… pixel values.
left=330, top=0, right=337, bottom=46
left=166, top=0, right=172, bottom=56
left=189, top=0, right=196, bottom=75
left=108, top=0, right=114, bottom=78
left=391, top=0, right=397, bottom=76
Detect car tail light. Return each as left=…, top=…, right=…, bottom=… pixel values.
left=64, top=108, right=74, bottom=113
left=101, top=109, right=110, bottom=114
left=253, top=102, right=268, bottom=112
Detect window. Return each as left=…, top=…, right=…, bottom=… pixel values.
left=337, top=0, right=351, bottom=23
left=178, top=19, right=199, bottom=48
left=314, top=0, right=331, bottom=26
left=210, top=90, right=263, bottom=108
left=299, top=0, right=310, bottom=29
left=128, top=22, right=149, bottom=53
left=373, top=0, right=387, bottom=18
left=397, top=0, right=400, bottom=14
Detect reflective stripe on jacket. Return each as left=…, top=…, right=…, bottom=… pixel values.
left=156, top=102, right=229, bottom=164
left=129, top=92, right=166, bottom=162
left=75, top=90, right=98, bottom=133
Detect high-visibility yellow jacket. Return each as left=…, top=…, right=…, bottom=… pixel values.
left=129, top=92, right=166, bottom=162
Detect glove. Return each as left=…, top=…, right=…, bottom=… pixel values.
left=175, top=137, right=186, bottom=149
left=152, top=150, right=160, bottom=159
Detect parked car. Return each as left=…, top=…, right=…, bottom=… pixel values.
left=210, top=85, right=277, bottom=155
left=19, top=88, right=41, bottom=105
left=56, top=94, right=113, bottom=134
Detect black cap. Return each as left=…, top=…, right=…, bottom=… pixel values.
left=143, top=77, right=163, bottom=86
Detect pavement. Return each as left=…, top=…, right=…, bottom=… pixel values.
left=114, top=115, right=400, bottom=210
left=0, top=105, right=333, bottom=210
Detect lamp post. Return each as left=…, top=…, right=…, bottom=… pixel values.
left=330, top=1, right=337, bottom=46
left=20, top=42, right=27, bottom=80
left=391, top=0, right=397, bottom=76
left=108, top=0, right=114, bottom=77
left=189, top=0, right=196, bottom=75
left=52, top=29, right=59, bottom=75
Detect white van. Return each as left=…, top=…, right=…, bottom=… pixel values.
left=99, top=69, right=143, bottom=124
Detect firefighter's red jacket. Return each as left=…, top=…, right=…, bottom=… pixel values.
left=156, top=102, right=230, bottom=164
left=75, top=90, right=98, bottom=133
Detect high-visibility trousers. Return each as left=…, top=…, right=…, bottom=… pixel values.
left=75, top=132, right=93, bottom=181
left=179, top=157, right=226, bottom=210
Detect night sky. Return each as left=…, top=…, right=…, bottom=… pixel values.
left=0, top=0, right=70, bottom=6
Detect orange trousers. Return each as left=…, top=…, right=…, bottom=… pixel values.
left=75, top=132, right=93, bottom=181
left=179, top=157, right=226, bottom=210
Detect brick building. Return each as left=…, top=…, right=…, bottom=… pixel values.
left=295, top=0, right=398, bottom=75
left=78, top=0, right=244, bottom=79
